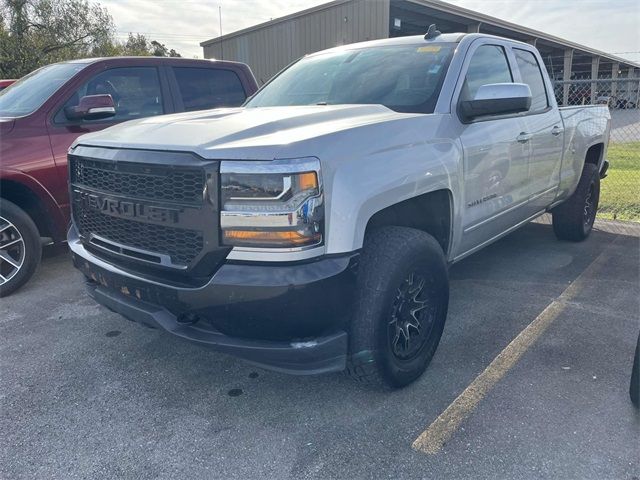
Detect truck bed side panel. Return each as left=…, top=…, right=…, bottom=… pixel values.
left=556, top=105, right=610, bottom=202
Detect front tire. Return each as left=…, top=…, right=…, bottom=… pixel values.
left=0, top=200, right=42, bottom=297
left=346, top=227, right=449, bottom=389
left=552, top=163, right=600, bottom=241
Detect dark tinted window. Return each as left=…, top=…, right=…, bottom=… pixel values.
left=246, top=43, right=455, bottom=114
left=462, top=45, right=513, bottom=100
left=514, top=48, right=548, bottom=112
left=57, top=67, right=163, bottom=123
left=173, top=68, right=246, bottom=111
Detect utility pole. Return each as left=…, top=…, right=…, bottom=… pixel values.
left=219, top=5, right=224, bottom=60
left=219, top=5, right=223, bottom=37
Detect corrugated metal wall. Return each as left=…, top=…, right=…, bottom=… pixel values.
left=203, top=0, right=391, bottom=84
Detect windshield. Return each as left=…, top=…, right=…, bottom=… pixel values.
left=246, top=43, right=455, bottom=113
left=0, top=62, right=88, bottom=117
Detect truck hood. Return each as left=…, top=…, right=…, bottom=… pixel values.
left=73, top=105, right=421, bottom=160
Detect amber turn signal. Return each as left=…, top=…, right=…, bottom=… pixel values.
left=223, top=229, right=321, bottom=247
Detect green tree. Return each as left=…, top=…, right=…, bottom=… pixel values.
left=115, top=34, right=182, bottom=57
left=0, top=0, right=114, bottom=77
left=0, top=0, right=181, bottom=78
left=150, top=40, right=181, bottom=58
left=121, top=33, right=150, bottom=56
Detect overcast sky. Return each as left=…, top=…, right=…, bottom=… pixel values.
left=100, top=0, right=639, bottom=62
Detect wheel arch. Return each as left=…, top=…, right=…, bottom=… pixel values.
left=0, top=173, right=65, bottom=241
left=584, top=142, right=605, bottom=170
left=363, top=189, right=454, bottom=257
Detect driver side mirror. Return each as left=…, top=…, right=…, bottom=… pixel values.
left=460, top=83, right=532, bottom=121
left=65, top=94, right=116, bottom=121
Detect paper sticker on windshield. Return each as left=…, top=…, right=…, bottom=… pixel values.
left=417, top=46, right=441, bottom=53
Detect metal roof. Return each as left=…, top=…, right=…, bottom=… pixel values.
left=405, top=0, right=638, bottom=67
left=200, top=0, right=639, bottom=69
left=200, top=0, right=354, bottom=46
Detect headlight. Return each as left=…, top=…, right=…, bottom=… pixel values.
left=220, top=158, right=324, bottom=248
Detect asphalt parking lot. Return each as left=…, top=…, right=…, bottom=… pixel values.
left=1, top=220, right=639, bottom=479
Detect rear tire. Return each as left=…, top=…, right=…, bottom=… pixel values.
left=0, top=200, right=41, bottom=297
left=346, top=227, right=449, bottom=389
left=552, top=163, right=600, bottom=241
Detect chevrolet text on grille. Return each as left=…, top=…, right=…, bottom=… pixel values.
left=73, top=190, right=180, bottom=224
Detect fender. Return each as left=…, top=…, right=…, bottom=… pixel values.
left=320, top=114, right=462, bottom=256
left=0, top=168, right=68, bottom=241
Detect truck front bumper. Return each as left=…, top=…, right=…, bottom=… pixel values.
left=69, top=228, right=357, bottom=375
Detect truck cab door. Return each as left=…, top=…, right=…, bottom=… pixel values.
left=454, top=42, right=533, bottom=258
left=511, top=47, right=564, bottom=212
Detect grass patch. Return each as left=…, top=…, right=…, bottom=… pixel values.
left=598, top=142, right=640, bottom=222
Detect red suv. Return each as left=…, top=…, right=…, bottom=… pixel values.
left=0, top=57, right=258, bottom=296
left=0, top=80, right=16, bottom=91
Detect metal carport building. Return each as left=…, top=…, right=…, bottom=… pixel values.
left=201, top=0, right=639, bottom=105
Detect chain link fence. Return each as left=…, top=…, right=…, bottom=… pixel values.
left=553, top=78, right=640, bottom=222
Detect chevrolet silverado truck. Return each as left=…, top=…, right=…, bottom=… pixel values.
left=67, top=31, right=610, bottom=388
left=0, top=57, right=257, bottom=296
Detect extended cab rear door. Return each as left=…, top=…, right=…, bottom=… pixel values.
left=510, top=46, right=564, bottom=213
left=453, top=39, right=532, bottom=257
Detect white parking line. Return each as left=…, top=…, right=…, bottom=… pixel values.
left=412, top=237, right=618, bottom=455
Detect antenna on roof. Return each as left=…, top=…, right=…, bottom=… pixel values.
left=424, top=24, right=441, bottom=40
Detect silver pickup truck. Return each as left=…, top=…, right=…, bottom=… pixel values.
left=68, top=31, right=610, bottom=389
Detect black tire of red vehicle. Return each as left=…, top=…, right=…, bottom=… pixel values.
left=345, top=227, right=449, bottom=389
left=552, top=163, right=600, bottom=242
left=0, top=200, right=41, bottom=297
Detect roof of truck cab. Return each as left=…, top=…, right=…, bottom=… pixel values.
left=305, top=32, right=547, bottom=58
left=62, top=57, right=250, bottom=67
left=306, top=33, right=466, bottom=57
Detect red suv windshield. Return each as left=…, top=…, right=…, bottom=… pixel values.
left=0, top=62, right=87, bottom=117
